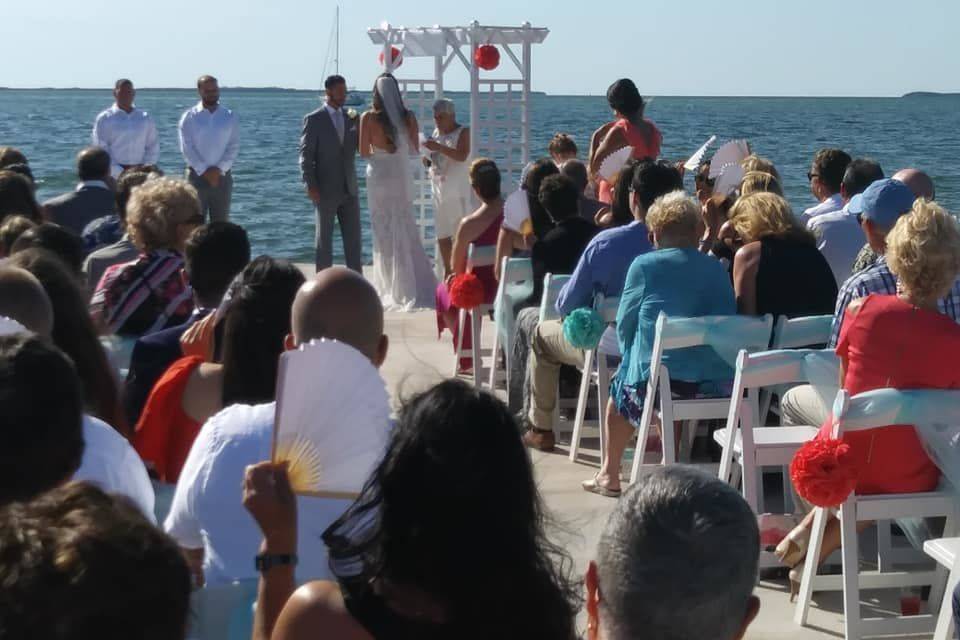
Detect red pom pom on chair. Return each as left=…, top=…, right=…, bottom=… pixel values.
left=474, top=45, right=500, bottom=70
left=790, top=437, right=858, bottom=508
left=448, top=273, right=485, bottom=310
left=378, top=46, right=403, bottom=68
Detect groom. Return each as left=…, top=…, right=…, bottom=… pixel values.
left=299, top=74, right=362, bottom=273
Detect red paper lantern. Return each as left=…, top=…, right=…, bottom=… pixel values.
left=474, top=45, right=500, bottom=71
left=789, top=437, right=858, bottom=508
left=449, top=273, right=485, bottom=310
left=378, top=46, right=403, bottom=68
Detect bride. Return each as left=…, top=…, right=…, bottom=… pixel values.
left=360, top=73, right=438, bottom=311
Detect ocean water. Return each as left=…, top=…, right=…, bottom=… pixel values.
left=2, top=89, right=958, bottom=264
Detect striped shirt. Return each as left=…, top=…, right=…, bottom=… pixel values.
left=828, top=255, right=960, bottom=347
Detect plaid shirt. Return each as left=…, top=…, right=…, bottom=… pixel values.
left=829, top=255, right=960, bottom=347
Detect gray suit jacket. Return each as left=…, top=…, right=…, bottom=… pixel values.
left=44, top=185, right=116, bottom=236
left=299, top=107, right=359, bottom=203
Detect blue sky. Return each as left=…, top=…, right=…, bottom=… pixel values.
left=7, top=0, right=959, bottom=96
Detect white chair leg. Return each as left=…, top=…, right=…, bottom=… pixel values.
left=630, top=377, right=658, bottom=484
left=839, top=500, right=862, bottom=640
left=597, top=355, right=610, bottom=464
left=569, top=350, right=594, bottom=463
left=930, top=511, right=959, bottom=622
left=795, top=507, right=830, bottom=626
left=742, top=457, right=759, bottom=514
left=453, top=309, right=467, bottom=377
left=659, top=373, right=677, bottom=465
left=488, top=328, right=501, bottom=389
left=933, top=567, right=959, bottom=640
left=876, top=521, right=893, bottom=573
left=471, top=311, right=482, bottom=388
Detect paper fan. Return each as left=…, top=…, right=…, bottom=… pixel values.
left=0, top=316, right=28, bottom=337
left=708, top=140, right=751, bottom=179
left=272, top=339, right=392, bottom=499
left=714, top=163, right=745, bottom=197
left=598, top=146, right=634, bottom=181
left=503, top=188, right=531, bottom=234
left=683, top=135, right=716, bottom=171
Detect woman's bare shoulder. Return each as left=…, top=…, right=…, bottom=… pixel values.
left=273, top=581, right=372, bottom=640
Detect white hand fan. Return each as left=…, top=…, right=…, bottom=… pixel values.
left=683, top=135, right=716, bottom=171
left=708, top=140, right=751, bottom=179
left=272, top=339, right=392, bottom=499
left=503, top=188, right=531, bottom=235
left=598, top=146, right=634, bottom=181
left=714, top=163, right=745, bottom=197
left=0, top=316, right=28, bottom=337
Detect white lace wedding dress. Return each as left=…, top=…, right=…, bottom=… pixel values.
left=366, top=146, right=438, bottom=311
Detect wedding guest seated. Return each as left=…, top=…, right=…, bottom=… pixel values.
left=694, top=159, right=714, bottom=203
left=741, top=154, right=781, bottom=183
left=134, top=257, right=303, bottom=483
left=586, top=466, right=760, bottom=640
left=729, top=193, right=837, bottom=318
left=584, top=192, right=735, bottom=496
left=494, top=158, right=558, bottom=280
left=3, top=163, right=35, bottom=188
left=0, top=146, right=28, bottom=170
left=738, top=170, right=783, bottom=197
left=560, top=159, right=605, bottom=222
left=435, top=158, right=504, bottom=372
left=507, top=174, right=597, bottom=411
left=0, top=214, right=36, bottom=258
left=124, top=221, right=250, bottom=426
left=90, top=177, right=202, bottom=336
left=548, top=132, right=578, bottom=165
left=594, top=158, right=640, bottom=228
left=523, top=160, right=682, bottom=450
left=808, top=158, right=884, bottom=286
left=9, top=249, right=128, bottom=435
left=10, top=222, right=85, bottom=278
left=165, top=267, right=388, bottom=587
left=0, top=266, right=53, bottom=336
left=43, top=147, right=116, bottom=236
left=800, top=148, right=851, bottom=225
left=82, top=169, right=153, bottom=290
left=0, top=482, right=191, bottom=640
left=0, top=170, right=43, bottom=224
left=775, top=199, right=960, bottom=595
left=242, top=380, right=580, bottom=640
left=850, top=168, right=936, bottom=273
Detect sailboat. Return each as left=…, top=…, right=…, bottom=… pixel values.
left=325, top=6, right=366, bottom=107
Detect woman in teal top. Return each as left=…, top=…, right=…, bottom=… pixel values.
left=584, top=191, right=736, bottom=497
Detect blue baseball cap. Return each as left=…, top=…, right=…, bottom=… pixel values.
left=848, top=178, right=916, bottom=228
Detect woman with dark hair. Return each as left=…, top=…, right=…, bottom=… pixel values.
left=0, top=170, right=44, bottom=224
left=244, top=379, right=581, bottom=640
left=595, top=158, right=640, bottom=228
left=133, top=256, right=305, bottom=482
left=10, top=223, right=85, bottom=278
left=8, top=248, right=128, bottom=436
left=589, top=79, right=663, bottom=204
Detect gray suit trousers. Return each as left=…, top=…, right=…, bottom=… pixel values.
left=315, top=194, right=362, bottom=273
left=187, top=169, right=233, bottom=222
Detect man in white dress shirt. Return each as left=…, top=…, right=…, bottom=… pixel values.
left=92, top=79, right=159, bottom=178
left=178, top=75, right=239, bottom=222
left=799, top=148, right=851, bottom=226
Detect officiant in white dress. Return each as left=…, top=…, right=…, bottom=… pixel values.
left=423, top=98, right=471, bottom=277
left=359, top=74, right=438, bottom=311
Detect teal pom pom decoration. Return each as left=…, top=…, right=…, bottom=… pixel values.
left=563, top=308, right=606, bottom=349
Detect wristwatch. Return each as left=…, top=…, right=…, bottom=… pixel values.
left=255, top=553, right=298, bottom=573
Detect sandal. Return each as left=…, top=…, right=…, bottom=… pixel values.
left=774, top=526, right=810, bottom=569
left=582, top=474, right=622, bottom=498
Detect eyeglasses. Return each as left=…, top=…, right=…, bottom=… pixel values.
left=807, top=172, right=819, bottom=181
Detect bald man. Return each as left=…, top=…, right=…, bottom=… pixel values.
left=0, top=267, right=54, bottom=337
left=165, top=266, right=388, bottom=587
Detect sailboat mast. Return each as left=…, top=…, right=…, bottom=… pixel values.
left=334, top=5, right=340, bottom=75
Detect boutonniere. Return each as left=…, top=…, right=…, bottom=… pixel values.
left=346, top=108, right=358, bottom=119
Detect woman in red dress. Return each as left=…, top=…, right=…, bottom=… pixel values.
left=776, top=199, right=960, bottom=595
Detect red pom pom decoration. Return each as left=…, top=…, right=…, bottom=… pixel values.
left=448, top=273, right=485, bottom=310
left=378, top=46, right=403, bottom=68
left=790, top=437, right=858, bottom=508
left=474, top=45, right=500, bottom=70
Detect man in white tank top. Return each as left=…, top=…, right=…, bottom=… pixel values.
left=423, top=99, right=471, bottom=277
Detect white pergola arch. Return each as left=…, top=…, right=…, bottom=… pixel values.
left=367, top=22, right=549, bottom=253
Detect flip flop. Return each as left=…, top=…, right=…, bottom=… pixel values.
left=582, top=474, right=621, bottom=498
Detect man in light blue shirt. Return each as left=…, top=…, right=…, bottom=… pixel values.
left=524, top=161, right=682, bottom=451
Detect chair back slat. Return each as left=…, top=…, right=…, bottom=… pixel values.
left=772, top=314, right=834, bottom=349
left=540, top=274, right=571, bottom=323
left=595, top=294, right=620, bottom=323
left=833, top=388, right=960, bottom=436
left=466, top=244, right=497, bottom=271
left=655, top=313, right=774, bottom=352
left=738, top=348, right=838, bottom=389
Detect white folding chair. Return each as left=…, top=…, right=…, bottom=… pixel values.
left=569, top=294, right=620, bottom=463
left=538, top=273, right=570, bottom=323
left=924, top=537, right=960, bottom=640
left=761, top=314, right=835, bottom=420
left=714, top=348, right=835, bottom=513
left=452, top=243, right=497, bottom=387
left=795, top=388, right=960, bottom=640
left=100, top=335, right=138, bottom=380
left=186, top=579, right=258, bottom=640
left=487, top=256, right=534, bottom=389
left=629, top=313, right=775, bottom=483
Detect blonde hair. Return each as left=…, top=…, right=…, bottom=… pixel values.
left=741, top=155, right=781, bottom=182
left=739, top=171, right=783, bottom=197
left=887, top=199, right=960, bottom=302
left=729, top=192, right=812, bottom=244
left=645, top=190, right=700, bottom=240
left=125, top=178, right=201, bottom=252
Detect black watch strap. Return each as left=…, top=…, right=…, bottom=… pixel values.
left=255, top=553, right=298, bottom=573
